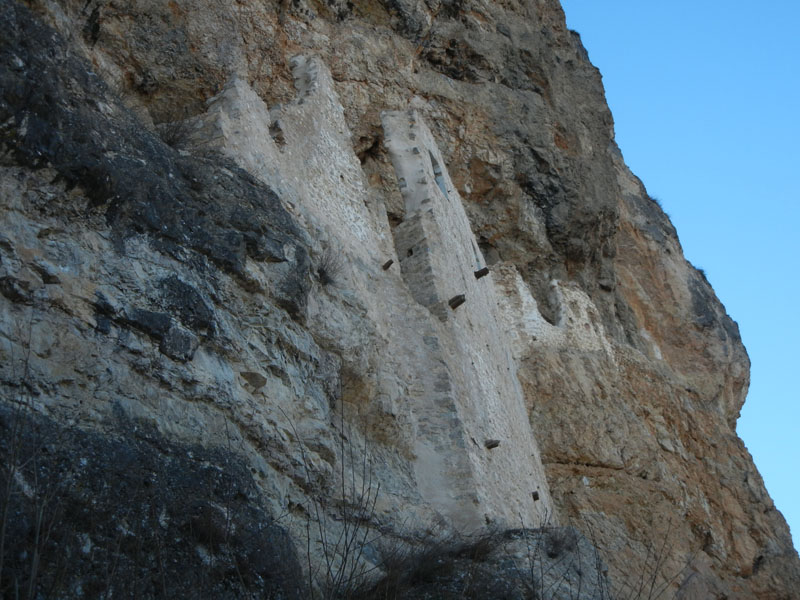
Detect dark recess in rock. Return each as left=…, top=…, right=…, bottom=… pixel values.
left=448, top=294, right=466, bottom=309
left=630, top=193, right=679, bottom=246
left=160, top=324, right=199, bottom=362
left=159, top=275, right=215, bottom=335
left=94, top=315, right=112, bottom=334
left=0, top=275, right=32, bottom=304
left=123, top=307, right=173, bottom=339
left=689, top=276, right=717, bottom=329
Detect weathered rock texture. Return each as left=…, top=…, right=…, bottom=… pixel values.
left=1, top=0, right=798, bottom=598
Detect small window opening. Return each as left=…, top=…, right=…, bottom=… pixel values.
left=269, top=120, right=286, bottom=148
left=429, top=152, right=448, bottom=199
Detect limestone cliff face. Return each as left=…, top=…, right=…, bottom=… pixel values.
left=1, top=0, right=798, bottom=598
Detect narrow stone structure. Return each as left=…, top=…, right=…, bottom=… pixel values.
left=382, top=110, right=553, bottom=528
left=182, top=58, right=554, bottom=530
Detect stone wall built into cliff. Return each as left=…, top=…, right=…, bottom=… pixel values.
left=1, top=0, right=798, bottom=598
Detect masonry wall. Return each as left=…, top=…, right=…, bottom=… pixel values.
left=382, top=109, right=553, bottom=526
left=185, top=57, right=556, bottom=529
left=5, top=1, right=799, bottom=595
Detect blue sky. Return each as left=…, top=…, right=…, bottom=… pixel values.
left=559, top=1, right=800, bottom=549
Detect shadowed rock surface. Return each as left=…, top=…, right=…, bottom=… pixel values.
left=0, top=405, right=305, bottom=599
